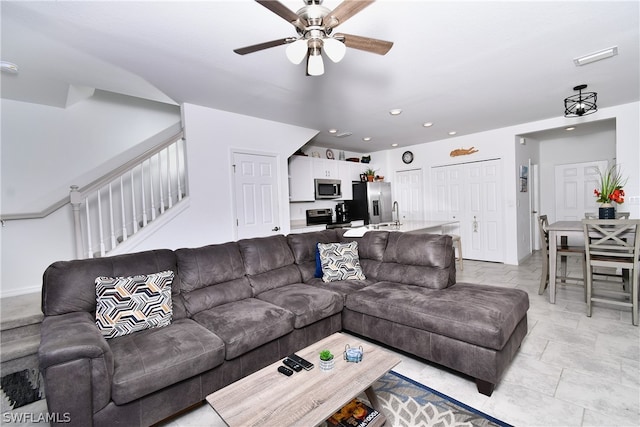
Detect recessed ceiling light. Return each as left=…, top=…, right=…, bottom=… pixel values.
left=363, top=137, right=372, bottom=141
left=565, top=126, right=576, bottom=131
left=389, top=109, right=402, bottom=116
left=328, top=129, right=337, bottom=134
left=448, top=131, right=457, bottom=136
left=391, top=143, right=399, bottom=147
left=0, top=61, right=19, bottom=74
left=574, top=46, right=618, bottom=66
left=423, top=122, right=433, bottom=127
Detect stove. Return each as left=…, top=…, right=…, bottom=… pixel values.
left=306, top=209, right=332, bottom=226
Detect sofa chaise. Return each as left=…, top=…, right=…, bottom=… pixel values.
left=39, top=229, right=529, bottom=426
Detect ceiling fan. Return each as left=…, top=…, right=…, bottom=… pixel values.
left=233, top=0, right=393, bottom=76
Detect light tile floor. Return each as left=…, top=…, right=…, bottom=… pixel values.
left=160, top=252, right=639, bottom=427
left=9, top=252, right=640, bottom=426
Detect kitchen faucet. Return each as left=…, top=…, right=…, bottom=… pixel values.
left=392, top=201, right=400, bottom=226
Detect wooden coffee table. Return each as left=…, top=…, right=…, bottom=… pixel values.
left=206, top=332, right=401, bottom=426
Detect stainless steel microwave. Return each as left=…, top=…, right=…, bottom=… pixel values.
left=314, top=179, right=342, bottom=199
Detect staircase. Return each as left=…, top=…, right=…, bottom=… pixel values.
left=1, top=126, right=191, bottom=415
left=72, top=128, right=188, bottom=259
left=1, top=293, right=45, bottom=411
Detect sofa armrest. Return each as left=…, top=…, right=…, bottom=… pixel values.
left=39, top=312, right=114, bottom=425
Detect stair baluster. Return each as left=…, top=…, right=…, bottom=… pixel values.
left=70, top=129, right=187, bottom=259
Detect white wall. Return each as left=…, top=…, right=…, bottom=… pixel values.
left=1, top=101, right=636, bottom=296
left=1, top=91, right=181, bottom=214
left=515, top=137, right=539, bottom=262
left=382, top=102, right=639, bottom=265
left=0, top=92, right=181, bottom=297
left=538, top=127, right=616, bottom=223
left=129, top=103, right=318, bottom=252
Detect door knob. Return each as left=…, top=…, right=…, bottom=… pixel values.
left=272, top=226, right=280, bottom=232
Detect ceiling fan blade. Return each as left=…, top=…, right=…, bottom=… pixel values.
left=338, top=33, right=393, bottom=55
left=233, top=38, right=292, bottom=55
left=255, top=1, right=306, bottom=30
left=324, top=0, right=375, bottom=30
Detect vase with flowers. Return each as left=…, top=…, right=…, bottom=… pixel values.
left=594, top=164, right=626, bottom=219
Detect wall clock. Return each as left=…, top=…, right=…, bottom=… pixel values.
left=402, top=151, right=414, bottom=164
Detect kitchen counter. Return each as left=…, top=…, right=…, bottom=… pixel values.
left=344, top=220, right=459, bottom=237
left=365, top=220, right=459, bottom=233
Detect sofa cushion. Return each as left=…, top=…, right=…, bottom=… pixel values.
left=318, top=242, right=366, bottom=283
left=42, top=249, right=187, bottom=320
left=176, top=242, right=246, bottom=292
left=109, top=318, right=225, bottom=405
left=345, top=282, right=529, bottom=350
left=192, top=298, right=295, bottom=359
left=256, top=283, right=343, bottom=328
left=239, top=235, right=295, bottom=275
left=287, top=230, right=341, bottom=264
left=378, top=233, right=455, bottom=289
left=303, top=278, right=375, bottom=302
left=176, top=243, right=252, bottom=315
left=95, top=271, right=173, bottom=339
left=239, top=235, right=302, bottom=294
left=339, top=230, right=389, bottom=261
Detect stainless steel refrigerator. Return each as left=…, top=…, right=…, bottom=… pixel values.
left=346, top=182, right=392, bottom=225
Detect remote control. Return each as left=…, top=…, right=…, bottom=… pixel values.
left=287, top=353, right=314, bottom=371
left=283, top=358, right=302, bottom=372
left=278, top=366, right=293, bottom=376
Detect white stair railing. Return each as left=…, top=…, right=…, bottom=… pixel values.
left=70, top=131, right=187, bottom=259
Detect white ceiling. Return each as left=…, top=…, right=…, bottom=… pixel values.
left=1, top=1, right=638, bottom=153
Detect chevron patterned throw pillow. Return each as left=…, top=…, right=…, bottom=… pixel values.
left=95, top=270, right=174, bottom=339
left=318, top=241, right=366, bottom=283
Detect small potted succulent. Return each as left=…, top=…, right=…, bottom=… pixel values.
left=319, top=349, right=335, bottom=371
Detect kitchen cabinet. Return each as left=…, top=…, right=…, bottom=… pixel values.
left=337, top=162, right=355, bottom=200
left=288, top=156, right=314, bottom=202
left=313, top=159, right=338, bottom=178
left=288, top=156, right=382, bottom=202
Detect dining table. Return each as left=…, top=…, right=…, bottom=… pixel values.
left=547, top=219, right=637, bottom=304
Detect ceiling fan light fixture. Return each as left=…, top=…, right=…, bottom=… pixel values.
left=323, top=37, right=346, bottom=63
left=286, top=39, right=308, bottom=64
left=307, top=47, right=324, bottom=76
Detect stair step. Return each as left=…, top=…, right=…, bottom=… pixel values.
left=1, top=322, right=41, bottom=344
left=1, top=335, right=40, bottom=362
left=0, top=293, right=43, bottom=333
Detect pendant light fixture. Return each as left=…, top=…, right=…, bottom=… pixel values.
left=564, top=84, right=598, bottom=117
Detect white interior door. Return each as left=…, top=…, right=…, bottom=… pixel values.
left=431, top=159, right=503, bottom=262
left=233, top=152, right=280, bottom=240
left=555, top=160, right=607, bottom=221
left=395, top=169, right=424, bottom=221
left=465, top=161, right=503, bottom=262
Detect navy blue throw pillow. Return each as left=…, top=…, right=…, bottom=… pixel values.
left=315, top=244, right=323, bottom=278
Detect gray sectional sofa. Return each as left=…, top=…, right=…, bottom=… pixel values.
left=38, top=229, right=529, bottom=426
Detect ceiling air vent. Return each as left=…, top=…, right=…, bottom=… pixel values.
left=335, top=132, right=352, bottom=138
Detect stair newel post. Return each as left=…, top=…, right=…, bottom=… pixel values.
left=70, top=185, right=84, bottom=259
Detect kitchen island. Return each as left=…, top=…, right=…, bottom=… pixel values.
left=345, top=220, right=459, bottom=237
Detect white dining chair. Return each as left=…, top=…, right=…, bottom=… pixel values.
left=538, top=215, right=587, bottom=300
left=582, top=219, right=640, bottom=326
